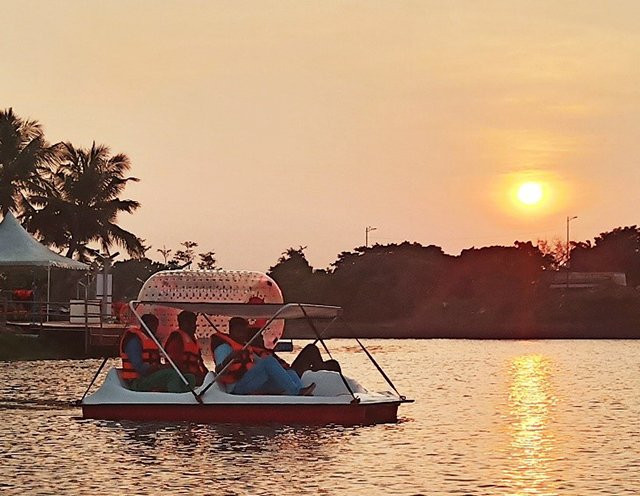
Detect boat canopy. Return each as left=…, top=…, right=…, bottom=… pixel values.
left=134, top=301, right=342, bottom=320
left=0, top=212, right=88, bottom=270
left=135, top=269, right=285, bottom=343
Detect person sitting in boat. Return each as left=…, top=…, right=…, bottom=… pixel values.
left=243, top=296, right=341, bottom=376
left=212, top=317, right=315, bottom=396
left=164, top=310, right=208, bottom=386
left=249, top=327, right=342, bottom=378
left=120, top=313, right=195, bottom=393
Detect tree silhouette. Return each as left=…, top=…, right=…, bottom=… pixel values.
left=537, top=238, right=568, bottom=269
left=112, top=257, right=165, bottom=300
left=157, top=245, right=172, bottom=265
left=171, top=241, right=198, bottom=268
left=0, top=108, right=56, bottom=215
left=571, top=226, right=640, bottom=285
left=24, top=142, right=144, bottom=260
left=198, top=251, right=217, bottom=270
left=267, top=246, right=330, bottom=302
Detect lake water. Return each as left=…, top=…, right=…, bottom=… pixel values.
left=1, top=340, right=639, bottom=495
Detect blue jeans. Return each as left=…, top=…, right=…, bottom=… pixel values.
left=232, top=355, right=303, bottom=395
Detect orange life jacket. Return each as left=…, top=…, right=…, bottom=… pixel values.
left=119, top=326, right=161, bottom=381
left=212, top=332, right=255, bottom=385
left=165, top=329, right=207, bottom=379
left=248, top=344, right=291, bottom=369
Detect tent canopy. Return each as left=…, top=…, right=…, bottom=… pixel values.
left=0, top=212, right=88, bottom=270
left=135, top=301, right=343, bottom=320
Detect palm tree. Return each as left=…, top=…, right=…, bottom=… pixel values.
left=0, top=108, right=55, bottom=215
left=25, top=142, right=146, bottom=259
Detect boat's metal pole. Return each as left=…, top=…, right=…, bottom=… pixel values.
left=298, top=305, right=358, bottom=402
left=339, top=317, right=406, bottom=401
left=128, top=301, right=203, bottom=404
left=197, top=304, right=292, bottom=399
left=201, top=313, right=221, bottom=333
left=311, top=316, right=340, bottom=349
left=319, top=316, right=339, bottom=339
left=46, top=264, right=51, bottom=322
left=77, top=356, right=109, bottom=404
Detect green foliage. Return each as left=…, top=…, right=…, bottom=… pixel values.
left=197, top=251, right=217, bottom=270
left=268, top=234, right=640, bottom=336
left=111, top=257, right=166, bottom=301
left=170, top=241, right=198, bottom=268
left=1, top=108, right=144, bottom=263
left=537, top=238, right=568, bottom=269
left=268, top=246, right=327, bottom=303
left=0, top=108, right=56, bottom=215
left=571, top=226, right=640, bottom=285
left=329, top=243, right=454, bottom=320
left=156, top=245, right=172, bottom=264
left=269, top=241, right=557, bottom=327
left=23, top=142, right=144, bottom=260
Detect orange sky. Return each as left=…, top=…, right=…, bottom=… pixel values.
left=2, top=1, right=640, bottom=270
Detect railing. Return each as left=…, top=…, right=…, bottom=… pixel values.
left=0, top=295, right=126, bottom=355
left=0, top=298, right=98, bottom=323
left=0, top=296, right=125, bottom=323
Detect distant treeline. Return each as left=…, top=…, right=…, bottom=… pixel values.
left=109, top=226, right=640, bottom=339
left=4, top=107, right=640, bottom=338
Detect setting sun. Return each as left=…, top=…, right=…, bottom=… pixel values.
left=517, top=182, right=543, bottom=206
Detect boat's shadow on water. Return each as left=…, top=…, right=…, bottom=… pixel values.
left=77, top=417, right=368, bottom=460
left=0, top=397, right=77, bottom=411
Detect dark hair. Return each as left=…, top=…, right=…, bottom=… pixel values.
left=141, top=313, right=159, bottom=332
left=178, top=310, right=197, bottom=327
left=229, top=317, right=248, bottom=332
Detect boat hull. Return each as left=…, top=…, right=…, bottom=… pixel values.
left=82, top=400, right=401, bottom=426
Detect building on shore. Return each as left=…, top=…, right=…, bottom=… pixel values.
left=547, top=271, right=627, bottom=290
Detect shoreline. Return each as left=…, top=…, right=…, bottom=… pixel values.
left=1, top=323, right=639, bottom=361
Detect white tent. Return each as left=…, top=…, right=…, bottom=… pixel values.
left=0, top=212, right=88, bottom=318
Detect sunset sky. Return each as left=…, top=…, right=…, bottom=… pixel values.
left=2, top=1, right=640, bottom=270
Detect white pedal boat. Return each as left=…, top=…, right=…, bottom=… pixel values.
left=80, top=270, right=411, bottom=426
left=82, top=368, right=404, bottom=425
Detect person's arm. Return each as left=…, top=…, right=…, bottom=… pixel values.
left=124, top=336, right=151, bottom=376
left=165, top=333, right=184, bottom=369
left=214, top=343, right=233, bottom=371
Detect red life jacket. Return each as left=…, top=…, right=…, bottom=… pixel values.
left=212, top=332, right=255, bottom=385
left=119, top=327, right=161, bottom=381
left=249, top=344, right=290, bottom=369
left=165, top=329, right=207, bottom=379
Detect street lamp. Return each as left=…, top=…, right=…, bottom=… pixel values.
left=566, top=215, right=578, bottom=289
left=365, top=226, right=377, bottom=248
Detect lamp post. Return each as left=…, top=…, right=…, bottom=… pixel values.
left=365, top=226, right=377, bottom=248
left=566, top=215, right=578, bottom=289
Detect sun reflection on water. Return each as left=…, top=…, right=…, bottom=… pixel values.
left=503, top=354, right=558, bottom=496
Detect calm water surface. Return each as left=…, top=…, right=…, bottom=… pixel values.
left=1, top=340, right=639, bottom=495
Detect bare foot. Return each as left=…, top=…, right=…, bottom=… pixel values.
left=299, top=383, right=316, bottom=396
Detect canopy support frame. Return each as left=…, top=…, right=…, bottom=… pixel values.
left=46, top=264, right=51, bottom=322
left=199, top=303, right=358, bottom=402
left=298, top=304, right=358, bottom=403
left=337, top=317, right=407, bottom=401
left=197, top=303, right=298, bottom=399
